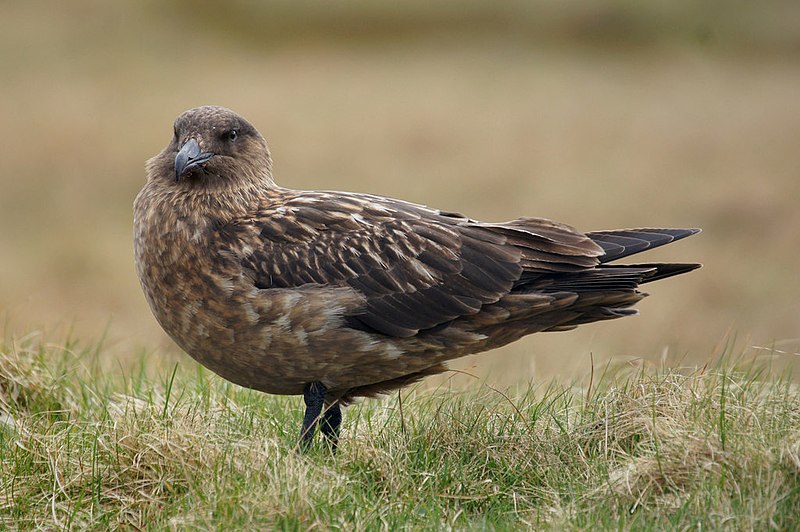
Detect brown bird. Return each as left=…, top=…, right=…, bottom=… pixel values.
left=134, top=106, right=700, bottom=450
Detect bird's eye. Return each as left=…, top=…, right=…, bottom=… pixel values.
left=226, top=129, right=239, bottom=142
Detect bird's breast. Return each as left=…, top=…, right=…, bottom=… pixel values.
left=134, top=215, right=382, bottom=393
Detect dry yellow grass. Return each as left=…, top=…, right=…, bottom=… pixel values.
left=0, top=2, right=798, bottom=385
left=2, top=333, right=799, bottom=528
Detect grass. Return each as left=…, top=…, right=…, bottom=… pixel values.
left=1, top=334, right=799, bottom=529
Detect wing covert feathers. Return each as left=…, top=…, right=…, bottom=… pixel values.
left=215, top=190, right=699, bottom=339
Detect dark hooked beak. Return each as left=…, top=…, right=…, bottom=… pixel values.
left=174, top=138, right=215, bottom=181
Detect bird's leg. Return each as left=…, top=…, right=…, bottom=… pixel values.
left=299, top=381, right=326, bottom=450
left=320, top=401, right=342, bottom=453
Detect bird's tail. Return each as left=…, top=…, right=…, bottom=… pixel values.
left=503, top=227, right=701, bottom=332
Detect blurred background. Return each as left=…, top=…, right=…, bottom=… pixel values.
left=1, top=0, right=798, bottom=387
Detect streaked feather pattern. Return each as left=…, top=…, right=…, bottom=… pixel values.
left=134, top=106, right=701, bottom=403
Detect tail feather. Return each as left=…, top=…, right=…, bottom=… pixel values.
left=633, top=262, right=702, bottom=284
left=521, top=266, right=656, bottom=293
left=514, top=227, right=701, bottom=293
left=484, top=226, right=701, bottom=340
left=519, top=262, right=700, bottom=293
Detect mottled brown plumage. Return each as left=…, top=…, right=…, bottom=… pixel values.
left=133, top=106, right=700, bottom=449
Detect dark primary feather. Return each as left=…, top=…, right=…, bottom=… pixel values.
left=588, top=228, right=700, bottom=263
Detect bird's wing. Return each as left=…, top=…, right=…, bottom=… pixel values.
left=213, top=192, right=602, bottom=337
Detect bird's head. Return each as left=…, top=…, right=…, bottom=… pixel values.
left=146, top=106, right=274, bottom=190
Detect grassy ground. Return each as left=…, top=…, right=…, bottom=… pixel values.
left=2, top=334, right=798, bottom=529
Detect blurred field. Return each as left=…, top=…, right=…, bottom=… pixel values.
left=0, top=1, right=799, bottom=386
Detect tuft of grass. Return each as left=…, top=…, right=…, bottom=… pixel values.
left=1, top=333, right=799, bottom=529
